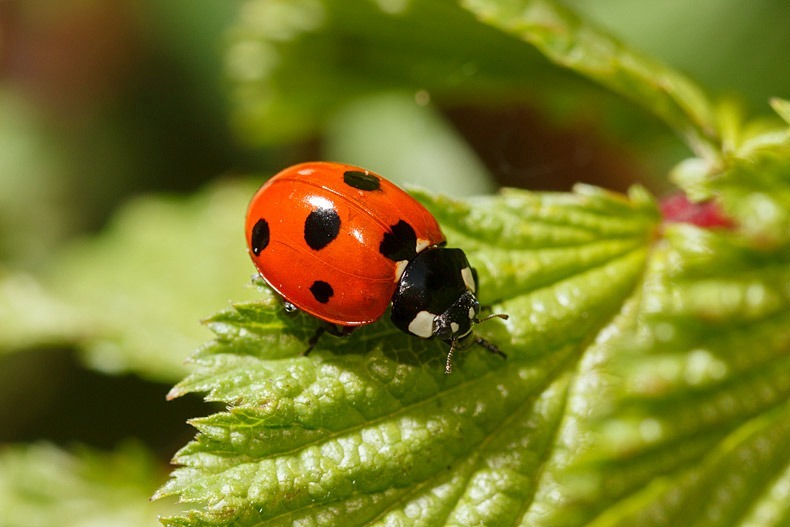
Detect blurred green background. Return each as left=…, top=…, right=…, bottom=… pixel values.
left=0, top=0, right=788, bottom=520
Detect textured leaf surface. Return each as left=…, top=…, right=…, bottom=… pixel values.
left=0, top=442, right=179, bottom=527
left=157, top=185, right=660, bottom=525
left=158, top=115, right=790, bottom=524
left=160, top=158, right=790, bottom=525
left=158, top=1, right=790, bottom=525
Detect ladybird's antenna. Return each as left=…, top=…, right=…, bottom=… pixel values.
left=476, top=312, right=509, bottom=324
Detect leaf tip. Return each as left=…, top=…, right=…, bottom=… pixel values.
left=166, top=385, right=185, bottom=401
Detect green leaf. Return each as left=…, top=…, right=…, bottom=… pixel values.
left=523, top=224, right=790, bottom=526
left=156, top=185, right=659, bottom=526
left=459, top=0, right=720, bottom=158
left=714, top=146, right=790, bottom=246
left=0, top=442, right=180, bottom=527
left=587, top=403, right=790, bottom=527
left=672, top=118, right=790, bottom=239
left=519, top=135, right=790, bottom=525
left=227, top=0, right=720, bottom=162
left=0, top=90, right=72, bottom=267
left=159, top=139, right=790, bottom=525
left=0, top=180, right=261, bottom=382
left=226, top=0, right=608, bottom=146
left=0, top=270, right=88, bottom=354
left=158, top=2, right=790, bottom=525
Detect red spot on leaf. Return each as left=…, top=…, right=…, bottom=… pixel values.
left=660, top=193, right=735, bottom=229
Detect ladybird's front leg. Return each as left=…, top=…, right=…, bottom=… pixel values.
left=279, top=300, right=354, bottom=355
left=304, top=323, right=355, bottom=355
left=278, top=300, right=322, bottom=354
left=474, top=335, right=507, bottom=360
left=472, top=312, right=509, bottom=360
left=444, top=333, right=507, bottom=374
left=445, top=339, right=459, bottom=375
left=305, top=326, right=325, bottom=355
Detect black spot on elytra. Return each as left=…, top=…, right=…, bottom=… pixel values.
left=304, top=208, right=340, bottom=250
left=251, top=218, right=270, bottom=255
left=310, top=280, right=334, bottom=303
left=379, top=220, right=418, bottom=261
left=343, top=170, right=381, bottom=191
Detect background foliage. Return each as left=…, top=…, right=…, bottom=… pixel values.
left=0, top=1, right=788, bottom=526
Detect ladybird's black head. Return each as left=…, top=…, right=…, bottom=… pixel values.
left=432, top=290, right=479, bottom=341
left=390, top=246, right=481, bottom=341
left=391, top=246, right=508, bottom=373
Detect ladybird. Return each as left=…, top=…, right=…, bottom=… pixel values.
left=245, top=162, right=507, bottom=373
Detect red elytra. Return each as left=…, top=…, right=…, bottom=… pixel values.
left=245, top=161, right=445, bottom=326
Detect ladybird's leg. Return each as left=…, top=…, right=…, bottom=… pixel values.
left=445, top=332, right=503, bottom=374
left=445, top=340, right=458, bottom=375
left=304, top=324, right=355, bottom=355
left=324, top=324, right=356, bottom=338
left=272, top=296, right=322, bottom=354
left=474, top=336, right=507, bottom=360
left=304, top=326, right=325, bottom=355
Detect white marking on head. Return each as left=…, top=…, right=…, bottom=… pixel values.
left=468, top=307, right=476, bottom=319
left=394, top=260, right=409, bottom=281
left=416, top=238, right=431, bottom=254
left=408, top=310, right=436, bottom=338
left=450, top=322, right=460, bottom=334
left=461, top=266, right=476, bottom=292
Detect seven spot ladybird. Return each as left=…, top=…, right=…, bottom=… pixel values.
left=245, top=162, right=508, bottom=373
